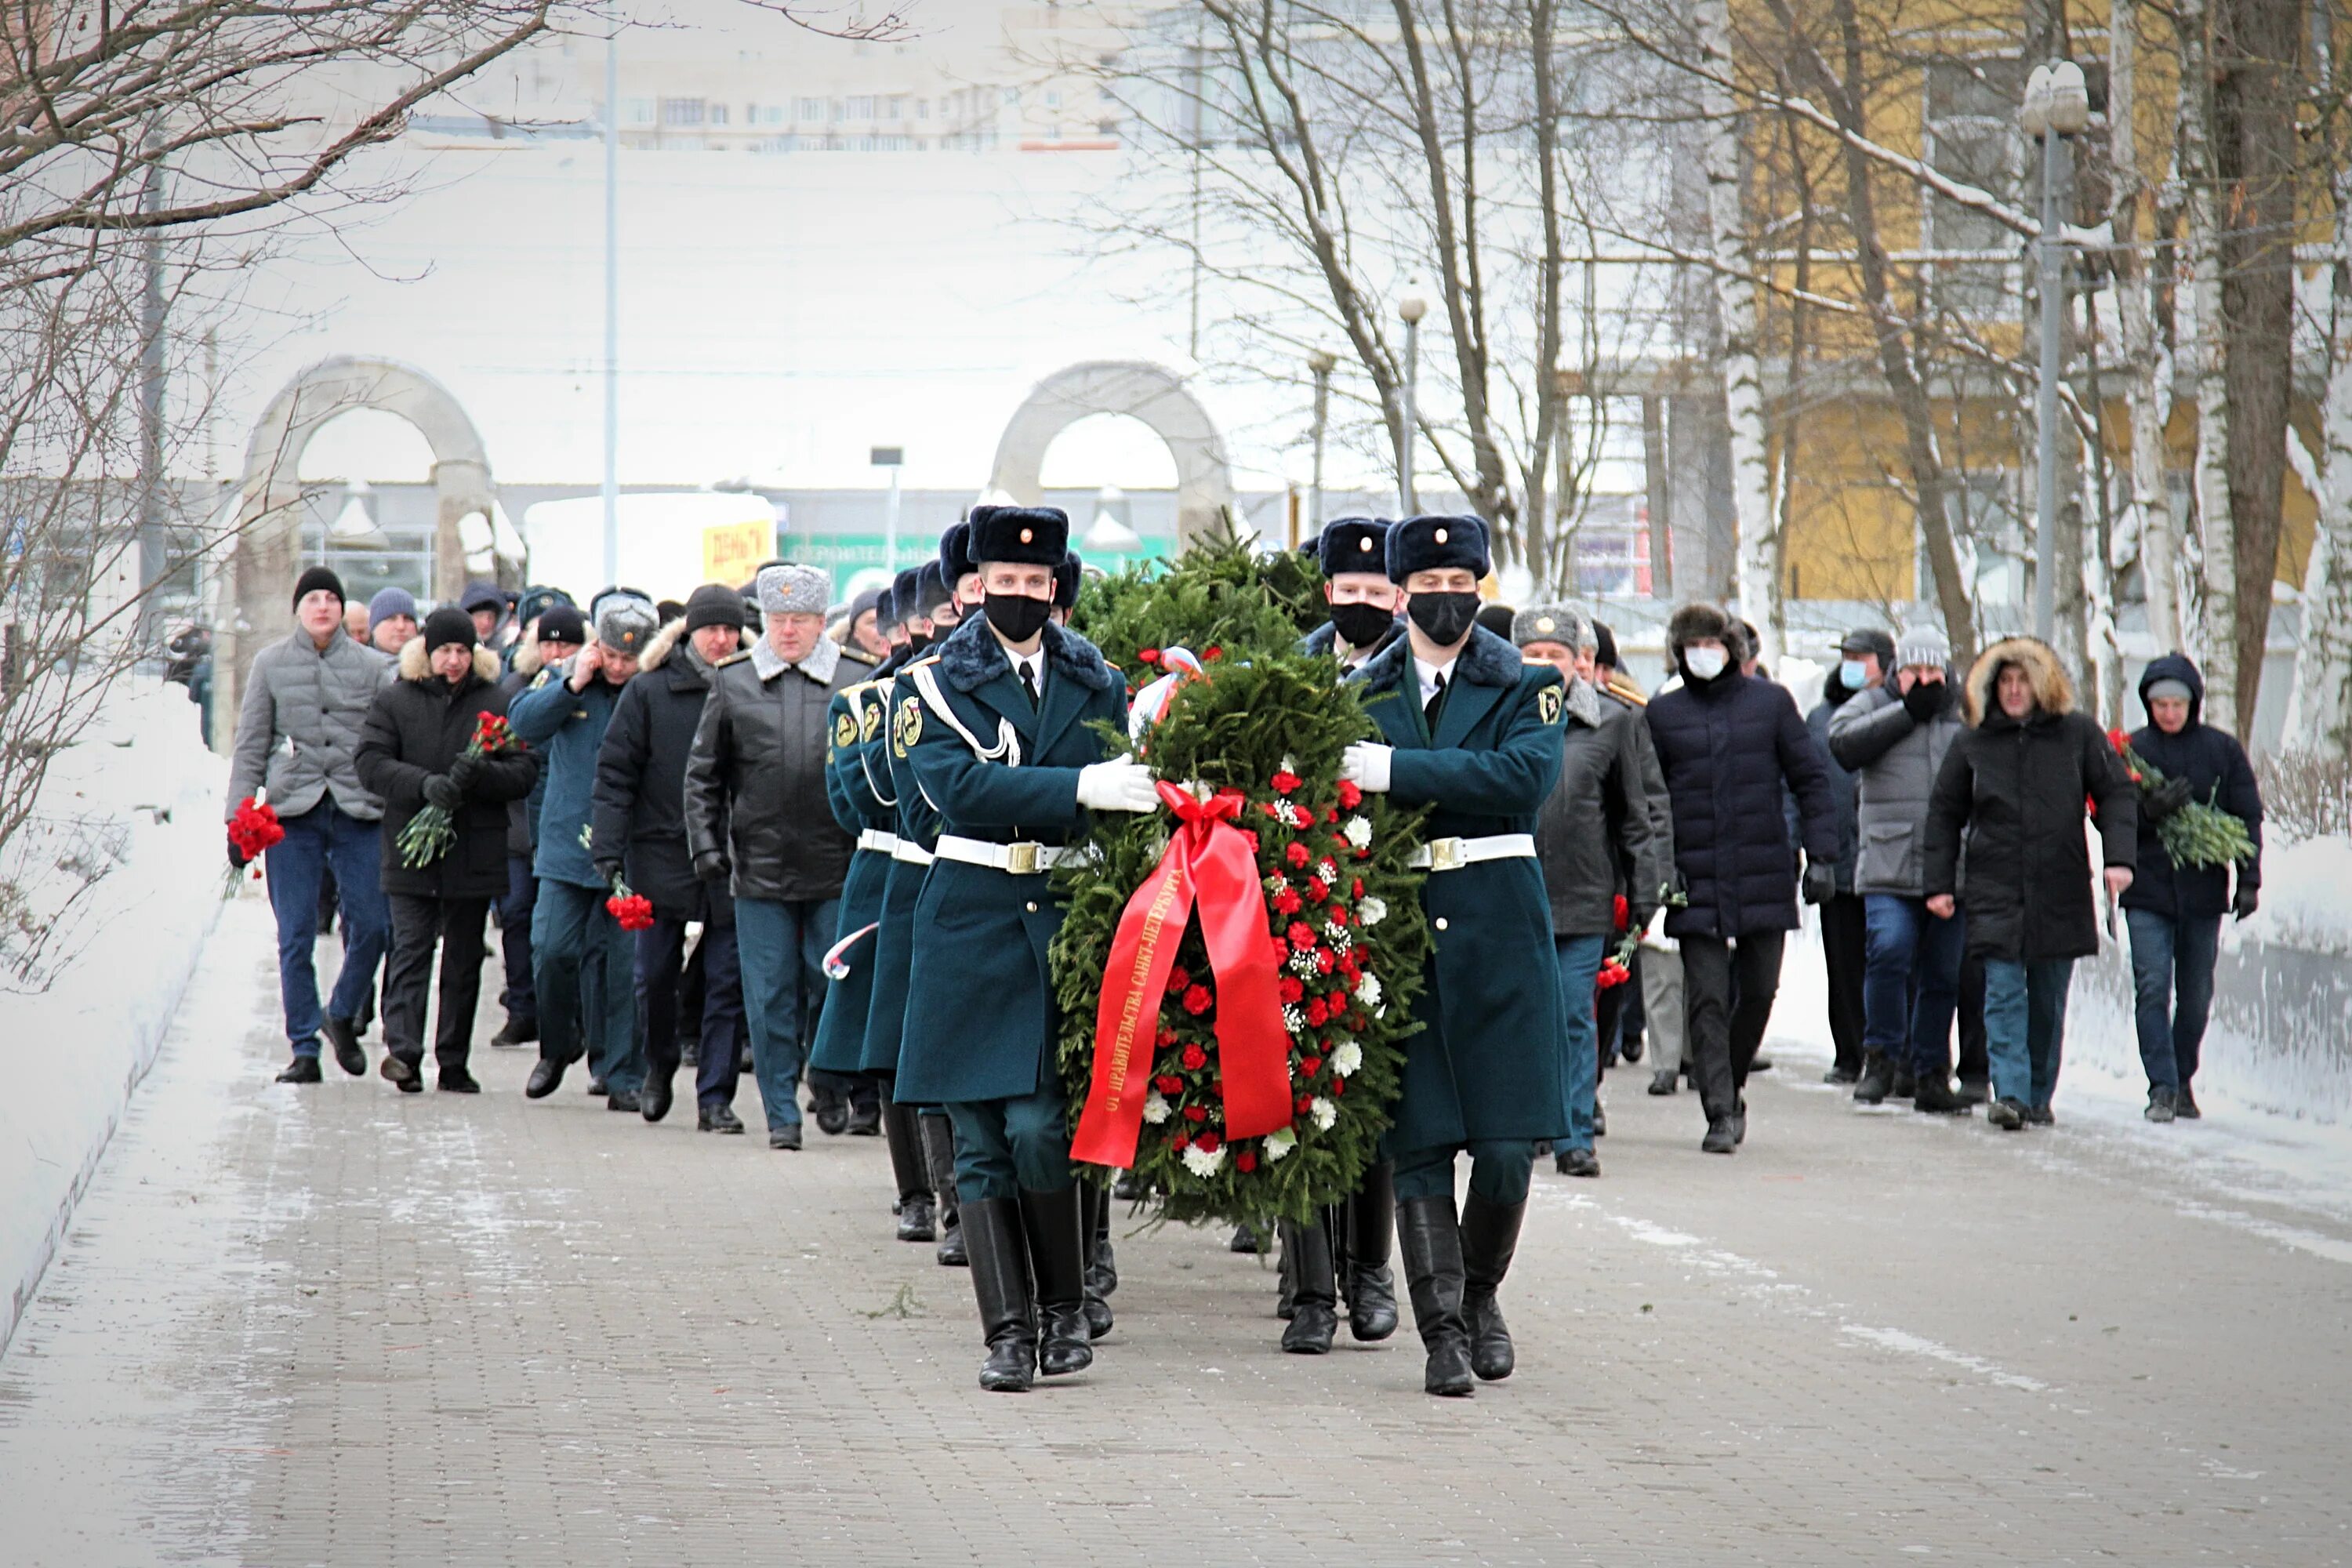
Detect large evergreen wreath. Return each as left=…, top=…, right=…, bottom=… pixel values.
left=1051, top=527, right=1429, bottom=1229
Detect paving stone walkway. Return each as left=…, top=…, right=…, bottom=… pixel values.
left=3, top=895, right=2348, bottom=1566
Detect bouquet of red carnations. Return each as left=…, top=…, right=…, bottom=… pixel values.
left=224, top=793, right=285, bottom=893
left=396, top=711, right=522, bottom=868
left=2105, top=728, right=2256, bottom=870
left=605, top=872, right=655, bottom=932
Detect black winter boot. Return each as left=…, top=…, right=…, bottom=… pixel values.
left=1913, top=1075, right=1976, bottom=1115
left=1279, top=1218, right=1339, bottom=1354
left=2145, top=1085, right=2177, bottom=1123
left=1853, top=1051, right=1894, bottom=1105
left=324, top=1016, right=367, bottom=1076
left=1275, top=1230, right=1298, bottom=1320
left=1395, top=1196, right=1474, bottom=1396
left=1019, top=1186, right=1094, bottom=1377
left=1459, top=1192, right=1525, bottom=1382
left=961, top=1198, right=1036, bottom=1392
left=275, top=1054, right=322, bottom=1084
left=883, top=1101, right=935, bottom=1241
left=1078, top=1180, right=1114, bottom=1339
left=1343, top=1162, right=1400, bottom=1342
left=1891, top=1065, right=1917, bottom=1100
left=919, top=1112, right=967, bottom=1266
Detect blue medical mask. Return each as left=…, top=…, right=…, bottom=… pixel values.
left=1839, top=659, right=1869, bottom=691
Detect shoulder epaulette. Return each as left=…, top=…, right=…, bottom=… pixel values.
left=714, top=649, right=754, bottom=668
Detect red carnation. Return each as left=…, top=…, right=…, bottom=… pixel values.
left=1613, top=893, right=1629, bottom=932
left=1166, top=964, right=1191, bottom=994
left=1182, top=984, right=1212, bottom=1016
left=1269, top=936, right=1290, bottom=964
left=1259, top=800, right=1283, bottom=820
left=1327, top=902, right=1349, bottom=925
left=1295, top=1092, right=1316, bottom=1115
left=1272, top=769, right=1301, bottom=795
left=1285, top=841, right=1311, bottom=869
left=1138, top=648, right=1161, bottom=664
left=1155, top=1025, right=1178, bottom=1048
left=1305, top=997, right=1328, bottom=1026
left=1236, top=1149, right=1257, bottom=1173
left=1273, top=887, right=1302, bottom=915
left=1204, top=645, right=1224, bottom=662
left=1182, top=1103, right=1209, bottom=1123
left=1287, top=921, right=1316, bottom=950
left=1314, top=948, right=1335, bottom=975
left=1279, top=975, right=1305, bottom=1004
left=1351, top=877, right=1365, bottom=898
left=1171, top=1132, right=1190, bottom=1152
left=1155, top=1073, right=1184, bottom=1094
left=2106, top=727, right=2128, bottom=753
left=1330, top=1076, right=1346, bottom=1097
left=1210, top=1077, right=1225, bottom=1101
left=1181, top=1041, right=1208, bottom=1071
left=1194, top=1131, right=1221, bottom=1153
left=1302, top=876, right=1328, bottom=902
left=1238, top=829, right=1259, bottom=855
left=1337, top=780, right=1363, bottom=809
left=1301, top=1055, right=1323, bottom=1077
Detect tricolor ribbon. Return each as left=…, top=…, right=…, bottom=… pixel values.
left=1070, top=781, right=1293, bottom=1168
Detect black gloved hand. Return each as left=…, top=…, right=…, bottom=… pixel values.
left=695, top=850, right=730, bottom=883
left=2233, top=883, right=2260, bottom=921
left=448, top=752, right=485, bottom=792
left=1901, top=677, right=1952, bottom=722
left=227, top=837, right=250, bottom=872
left=421, top=774, right=463, bottom=811
left=2143, top=777, right=2193, bottom=822
left=1802, top=861, right=1837, bottom=905
left=593, top=858, right=624, bottom=890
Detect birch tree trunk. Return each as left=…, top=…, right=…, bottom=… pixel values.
left=1695, top=0, right=1781, bottom=667
left=2180, top=0, right=2240, bottom=732
left=2290, top=163, right=2352, bottom=753
left=2108, top=0, right=2185, bottom=653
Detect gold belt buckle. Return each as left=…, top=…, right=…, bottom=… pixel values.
left=1428, top=837, right=1465, bottom=872
left=1004, top=841, right=1040, bottom=876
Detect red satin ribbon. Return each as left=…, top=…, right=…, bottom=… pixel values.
left=1071, top=782, right=1294, bottom=1168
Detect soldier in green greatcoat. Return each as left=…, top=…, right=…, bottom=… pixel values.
left=895, top=506, right=1158, bottom=1393
left=1340, top=514, right=1568, bottom=1397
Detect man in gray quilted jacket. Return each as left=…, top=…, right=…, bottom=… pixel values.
left=227, top=566, right=396, bottom=1083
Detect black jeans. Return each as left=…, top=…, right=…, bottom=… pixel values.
left=383, top=894, right=492, bottom=1072
left=1819, top=893, right=1868, bottom=1075
left=638, top=916, right=746, bottom=1110
left=1958, top=952, right=1990, bottom=1084
left=1680, top=930, right=1787, bottom=1121
left=497, top=854, right=538, bottom=1028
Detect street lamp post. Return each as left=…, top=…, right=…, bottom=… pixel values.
left=1397, top=296, right=1427, bottom=514
left=601, top=32, right=620, bottom=589
left=2023, top=60, right=2089, bottom=643
left=1307, top=347, right=1337, bottom=532
left=872, top=446, right=904, bottom=573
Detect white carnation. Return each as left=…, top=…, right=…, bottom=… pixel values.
left=1142, top=1091, right=1171, bottom=1125
left=1181, top=1142, right=1228, bottom=1178
left=1344, top=815, right=1373, bottom=850
left=1331, top=1041, right=1363, bottom=1077
left=1357, top=895, right=1388, bottom=927
left=1310, top=1096, right=1338, bottom=1131
left=1280, top=754, right=1297, bottom=775
left=1264, top=1127, right=1298, bottom=1162
left=1355, top=971, right=1383, bottom=1007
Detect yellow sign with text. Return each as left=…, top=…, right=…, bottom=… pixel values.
left=701, top=520, right=773, bottom=589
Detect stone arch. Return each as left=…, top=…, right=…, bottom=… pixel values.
left=987, top=361, right=1233, bottom=550
left=213, top=356, right=494, bottom=753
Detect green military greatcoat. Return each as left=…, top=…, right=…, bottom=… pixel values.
left=808, top=677, right=895, bottom=1076
left=858, top=652, right=946, bottom=1077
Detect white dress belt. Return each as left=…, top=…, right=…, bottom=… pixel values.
left=931, top=833, right=1081, bottom=875
left=857, top=828, right=900, bottom=855
left=890, top=841, right=935, bottom=866
left=1406, top=833, right=1537, bottom=872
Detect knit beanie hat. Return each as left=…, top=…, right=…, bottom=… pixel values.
left=422, top=606, right=477, bottom=655
left=537, top=604, right=587, bottom=645
left=685, top=583, right=744, bottom=635
left=1893, top=622, right=1951, bottom=670
left=292, top=565, right=345, bottom=609
left=366, top=586, right=417, bottom=633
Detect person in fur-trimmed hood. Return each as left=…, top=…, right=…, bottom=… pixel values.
left=354, top=609, right=539, bottom=1091
left=1922, top=636, right=2137, bottom=1130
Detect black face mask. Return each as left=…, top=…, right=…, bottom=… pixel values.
left=904, top=630, right=931, bottom=654
left=983, top=590, right=1054, bottom=644
left=1405, top=591, right=1481, bottom=648
left=1329, top=600, right=1396, bottom=651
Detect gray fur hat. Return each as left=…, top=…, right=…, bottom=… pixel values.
left=755, top=563, right=829, bottom=616
left=1512, top=603, right=1594, bottom=652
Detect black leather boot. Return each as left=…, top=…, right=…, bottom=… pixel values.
left=884, top=1100, right=935, bottom=1242
left=961, top=1198, right=1035, bottom=1392
left=1275, top=1228, right=1298, bottom=1320
left=1344, top=1161, right=1399, bottom=1342
left=919, top=1112, right=966, bottom=1266
left=1279, top=1218, right=1338, bottom=1354
left=1019, top=1186, right=1094, bottom=1377
left=1395, top=1196, right=1473, bottom=1396
left=1459, top=1192, right=1526, bottom=1381
left=1853, top=1051, right=1894, bottom=1105
left=1078, top=1180, right=1114, bottom=1339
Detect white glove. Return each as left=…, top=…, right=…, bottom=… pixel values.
left=1076, top=757, right=1161, bottom=814
left=1637, top=905, right=1678, bottom=953
left=1339, top=742, right=1393, bottom=793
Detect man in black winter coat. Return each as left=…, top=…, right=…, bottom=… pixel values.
left=1805, top=627, right=1891, bottom=1084
left=2120, top=652, right=2262, bottom=1123
left=1646, top=603, right=1840, bottom=1153
left=592, top=585, right=753, bottom=1133
left=1923, top=637, right=2137, bottom=1129
left=354, top=608, right=539, bottom=1093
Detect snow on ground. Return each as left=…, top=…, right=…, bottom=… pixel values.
left=2, top=681, right=227, bottom=1352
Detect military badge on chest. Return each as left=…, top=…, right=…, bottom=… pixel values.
left=893, top=694, right=924, bottom=757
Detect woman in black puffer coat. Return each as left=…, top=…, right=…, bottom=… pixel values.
left=1922, top=637, right=2136, bottom=1128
